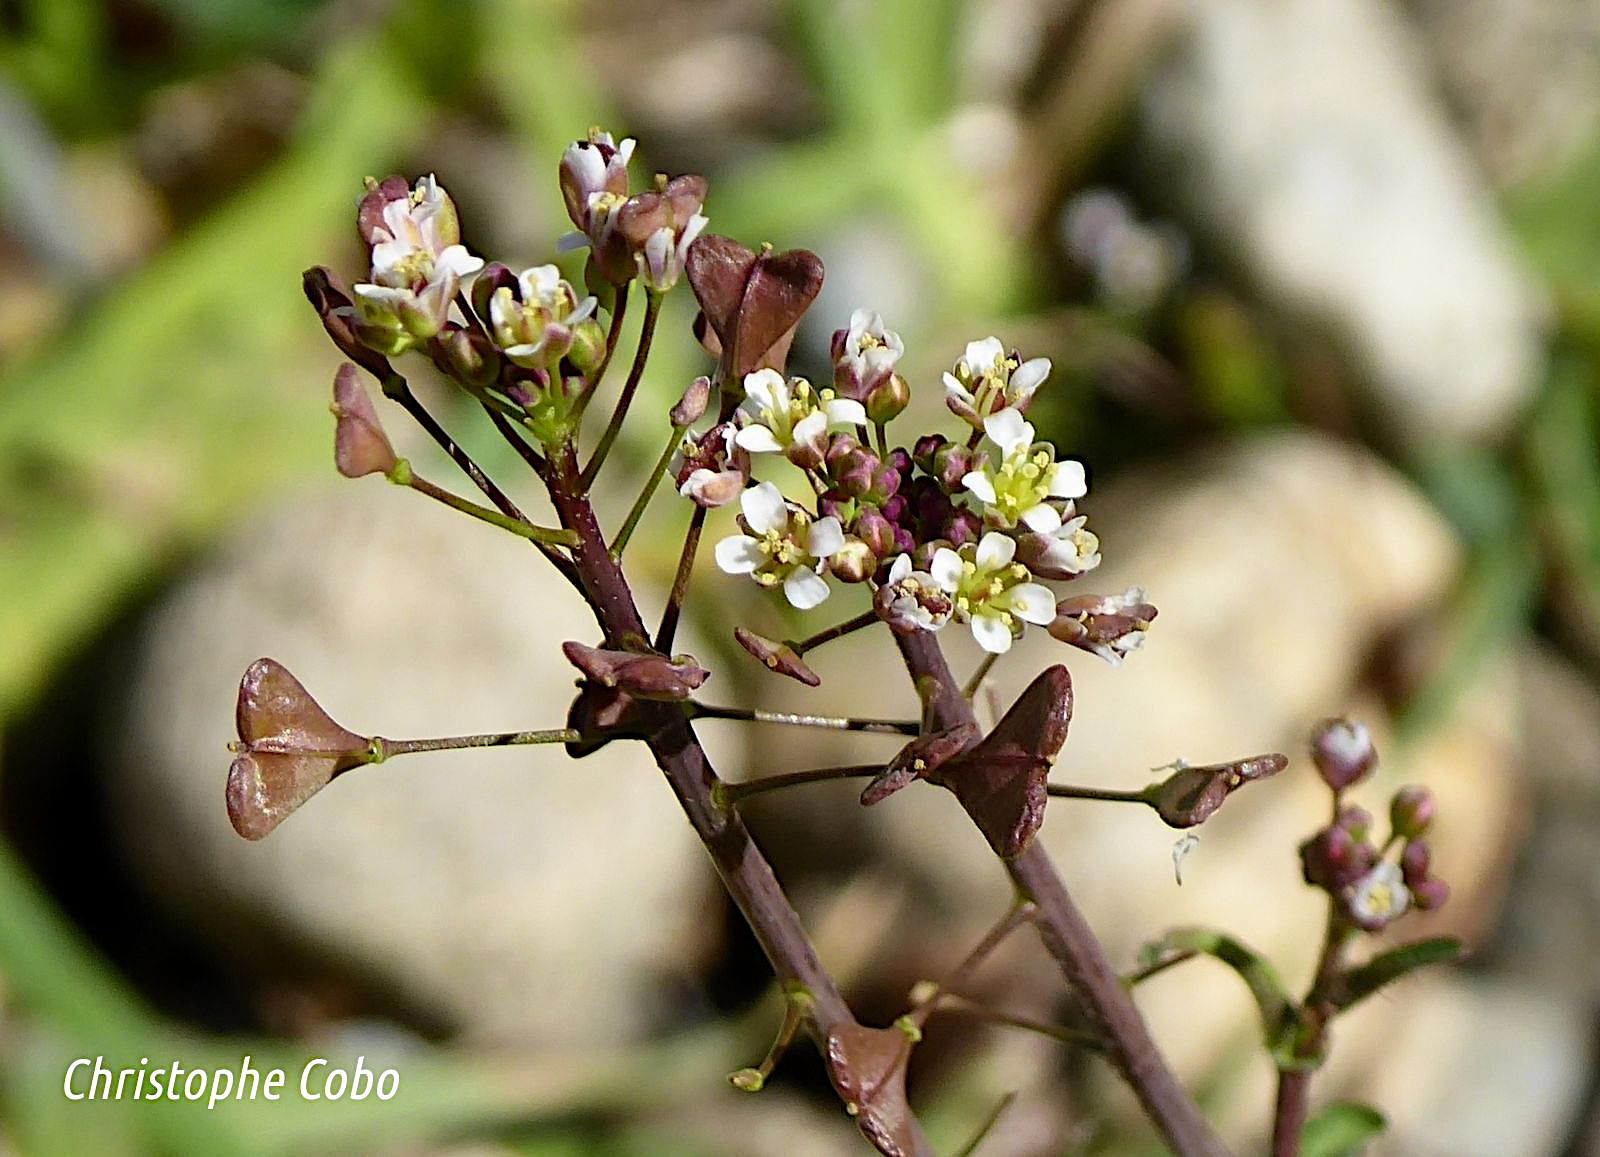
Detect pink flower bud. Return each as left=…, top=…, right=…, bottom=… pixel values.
left=1310, top=717, right=1378, bottom=791
left=671, top=376, right=712, bottom=427
left=1389, top=785, right=1435, bottom=840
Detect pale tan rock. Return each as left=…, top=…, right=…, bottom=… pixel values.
left=104, top=483, right=719, bottom=1046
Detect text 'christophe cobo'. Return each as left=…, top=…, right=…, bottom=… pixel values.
left=63, top=1055, right=400, bottom=1109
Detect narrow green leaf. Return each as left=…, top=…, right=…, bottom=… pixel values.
left=1301, top=1101, right=1385, bottom=1157
left=1138, top=928, right=1298, bottom=1051
left=1327, top=937, right=1462, bottom=1013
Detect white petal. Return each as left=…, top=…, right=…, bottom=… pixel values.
left=943, top=372, right=975, bottom=402
left=680, top=213, right=709, bottom=252
left=568, top=295, right=599, bottom=326
left=930, top=548, right=965, bottom=591
left=807, top=516, right=845, bottom=558
left=1010, top=357, right=1051, bottom=399
left=964, top=336, right=1005, bottom=373
left=975, top=532, right=1015, bottom=571
left=983, top=408, right=1030, bottom=455
left=734, top=426, right=784, bottom=453
left=741, top=482, right=789, bottom=535
left=962, top=471, right=997, bottom=505
left=436, top=245, right=484, bottom=279
left=743, top=368, right=786, bottom=405
left=791, top=410, right=827, bottom=449
left=825, top=398, right=868, bottom=426
left=1048, top=459, right=1088, bottom=499
left=886, top=554, right=911, bottom=584
left=715, top=535, right=764, bottom=575
left=971, top=613, right=1013, bottom=654
left=1009, top=583, right=1058, bottom=625
left=556, top=230, right=589, bottom=254
left=1020, top=503, right=1062, bottom=534
left=784, top=568, right=831, bottom=610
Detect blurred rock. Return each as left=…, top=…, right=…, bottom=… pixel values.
left=1410, top=0, right=1600, bottom=187
left=1136, top=0, right=1546, bottom=444
left=103, top=482, right=717, bottom=1046
left=1378, top=977, right=1590, bottom=1157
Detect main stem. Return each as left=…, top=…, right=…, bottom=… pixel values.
left=543, top=443, right=932, bottom=1157
left=1270, top=901, right=1351, bottom=1157
left=893, top=629, right=1229, bottom=1157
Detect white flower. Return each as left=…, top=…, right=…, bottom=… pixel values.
left=1349, top=861, right=1410, bottom=928
left=353, top=175, right=483, bottom=351
left=559, top=133, right=635, bottom=245
left=875, top=554, right=954, bottom=632
left=961, top=409, right=1087, bottom=533
left=942, top=336, right=1051, bottom=428
left=714, top=482, right=844, bottom=610
left=487, top=264, right=598, bottom=370
left=929, top=532, right=1056, bottom=654
left=733, top=370, right=867, bottom=464
left=637, top=211, right=709, bottom=292
left=1019, top=513, right=1102, bottom=579
left=834, top=308, right=904, bottom=396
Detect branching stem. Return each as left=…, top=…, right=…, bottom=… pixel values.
left=582, top=290, right=662, bottom=490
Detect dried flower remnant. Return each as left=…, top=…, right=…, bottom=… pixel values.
left=561, top=641, right=710, bottom=701
left=1147, top=753, right=1287, bottom=828
left=1048, top=588, right=1157, bottom=665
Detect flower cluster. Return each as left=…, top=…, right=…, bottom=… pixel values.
left=1297, top=719, right=1449, bottom=931
left=311, top=134, right=712, bottom=452
left=695, top=312, right=1141, bottom=657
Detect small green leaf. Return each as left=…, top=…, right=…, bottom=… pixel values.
left=1301, top=1101, right=1385, bottom=1157
left=1139, top=928, right=1299, bottom=1053
left=1327, top=937, right=1463, bottom=1013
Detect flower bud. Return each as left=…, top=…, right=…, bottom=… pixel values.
left=356, top=175, right=415, bottom=248
left=912, top=434, right=947, bottom=473
left=330, top=364, right=399, bottom=479
left=567, top=317, right=607, bottom=376
left=1400, top=839, right=1450, bottom=909
left=825, top=435, right=882, bottom=499
left=828, top=538, right=877, bottom=583
left=1336, top=804, right=1374, bottom=843
left=671, top=375, right=712, bottom=427
left=435, top=325, right=500, bottom=388
left=864, top=371, right=910, bottom=424
left=1299, top=823, right=1376, bottom=892
left=942, top=509, right=983, bottom=547
left=853, top=507, right=897, bottom=559
left=1389, top=785, right=1435, bottom=841
left=733, top=627, right=820, bottom=686
left=932, top=442, right=976, bottom=493
left=1309, top=717, right=1378, bottom=791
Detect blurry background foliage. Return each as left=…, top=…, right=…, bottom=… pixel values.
left=1, top=0, right=1599, bottom=1152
